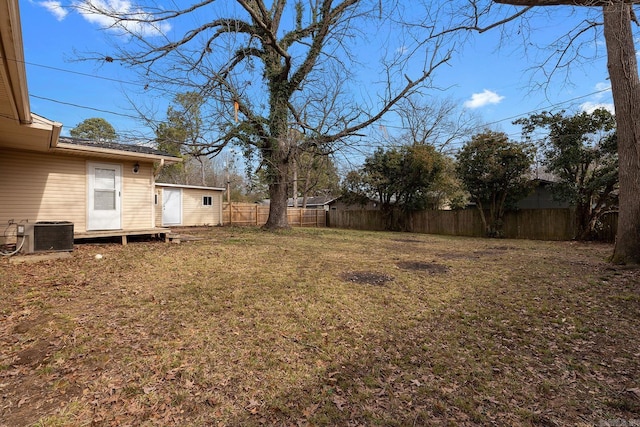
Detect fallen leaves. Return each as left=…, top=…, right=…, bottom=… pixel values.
left=0, top=228, right=638, bottom=426
left=331, top=394, right=347, bottom=411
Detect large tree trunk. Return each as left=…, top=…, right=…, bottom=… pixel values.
left=263, top=142, right=292, bottom=229
left=265, top=176, right=290, bottom=229
left=262, top=64, right=293, bottom=230
left=604, top=3, right=640, bottom=263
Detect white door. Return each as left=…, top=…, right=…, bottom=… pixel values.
left=162, top=188, right=182, bottom=225
left=87, top=162, right=122, bottom=230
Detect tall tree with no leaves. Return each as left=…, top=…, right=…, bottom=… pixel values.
left=75, top=0, right=454, bottom=229
left=490, top=0, right=640, bottom=262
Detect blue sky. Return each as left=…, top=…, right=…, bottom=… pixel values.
left=20, top=0, right=617, bottom=161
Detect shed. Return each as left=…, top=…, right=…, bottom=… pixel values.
left=155, top=183, right=225, bottom=227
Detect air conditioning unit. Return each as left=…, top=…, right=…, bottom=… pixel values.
left=20, top=221, right=74, bottom=254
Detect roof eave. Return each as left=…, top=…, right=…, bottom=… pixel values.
left=54, top=141, right=182, bottom=163
left=0, top=0, right=31, bottom=124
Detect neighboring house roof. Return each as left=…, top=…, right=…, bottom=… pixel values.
left=287, top=196, right=338, bottom=207
left=529, top=169, right=560, bottom=183
left=56, top=136, right=181, bottom=163
left=156, top=182, right=225, bottom=191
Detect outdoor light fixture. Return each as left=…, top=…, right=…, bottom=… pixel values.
left=132, top=163, right=140, bottom=174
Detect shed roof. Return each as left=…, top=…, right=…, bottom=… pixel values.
left=155, top=182, right=225, bottom=192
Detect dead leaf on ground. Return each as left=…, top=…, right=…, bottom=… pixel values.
left=332, top=394, right=347, bottom=411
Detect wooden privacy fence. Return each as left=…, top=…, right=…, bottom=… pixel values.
left=328, top=208, right=619, bottom=241
left=222, top=203, right=326, bottom=227
left=594, top=211, right=618, bottom=242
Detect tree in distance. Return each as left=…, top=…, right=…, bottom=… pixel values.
left=456, top=130, right=534, bottom=237
left=343, top=144, right=448, bottom=231
left=69, top=117, right=117, bottom=141
left=516, top=108, right=618, bottom=240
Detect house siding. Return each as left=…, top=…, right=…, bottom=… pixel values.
left=0, top=148, right=86, bottom=233
left=122, top=162, right=155, bottom=230
left=0, top=148, right=156, bottom=240
left=155, top=185, right=223, bottom=227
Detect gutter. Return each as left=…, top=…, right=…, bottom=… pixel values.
left=54, top=141, right=182, bottom=163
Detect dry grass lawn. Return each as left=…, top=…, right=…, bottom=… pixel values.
left=1, top=226, right=639, bottom=426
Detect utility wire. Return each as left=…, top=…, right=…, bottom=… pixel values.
left=30, top=94, right=142, bottom=120
left=24, top=60, right=140, bottom=87
left=22, top=59, right=614, bottom=150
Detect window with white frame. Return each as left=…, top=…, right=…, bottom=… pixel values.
left=203, top=195, right=213, bottom=206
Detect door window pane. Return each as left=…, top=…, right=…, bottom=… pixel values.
left=95, top=189, right=116, bottom=210
left=95, top=168, right=115, bottom=190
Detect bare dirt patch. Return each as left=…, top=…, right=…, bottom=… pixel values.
left=340, top=271, right=394, bottom=285
left=12, top=340, right=53, bottom=366
left=437, top=251, right=482, bottom=260
left=488, top=245, right=519, bottom=251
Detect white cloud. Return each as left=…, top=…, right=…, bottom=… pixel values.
left=580, top=82, right=614, bottom=114
left=38, top=1, right=69, bottom=21
left=73, top=0, right=170, bottom=37
left=594, top=81, right=611, bottom=98
left=463, top=89, right=505, bottom=109
left=580, top=101, right=615, bottom=115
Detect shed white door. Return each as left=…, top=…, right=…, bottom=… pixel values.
left=87, top=162, right=122, bottom=230
left=162, top=188, right=182, bottom=225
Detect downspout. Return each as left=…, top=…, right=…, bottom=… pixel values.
left=152, top=159, right=165, bottom=229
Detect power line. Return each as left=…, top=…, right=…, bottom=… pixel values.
left=481, top=88, right=612, bottom=129
left=20, top=56, right=613, bottom=129
left=24, top=60, right=139, bottom=87
left=24, top=57, right=613, bottom=150
left=377, top=87, right=612, bottom=132
left=30, top=94, right=143, bottom=120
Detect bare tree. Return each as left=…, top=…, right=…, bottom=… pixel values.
left=490, top=0, right=640, bottom=263
left=392, top=95, right=481, bottom=153
left=74, top=0, right=457, bottom=229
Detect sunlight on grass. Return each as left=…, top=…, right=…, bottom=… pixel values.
left=1, top=227, right=638, bottom=426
